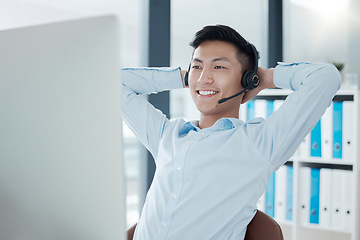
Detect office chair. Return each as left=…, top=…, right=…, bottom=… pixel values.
left=126, top=210, right=284, bottom=240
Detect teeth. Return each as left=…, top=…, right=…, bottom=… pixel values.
left=198, top=90, right=217, bottom=96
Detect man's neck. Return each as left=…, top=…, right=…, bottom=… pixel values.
left=199, top=113, right=239, bottom=129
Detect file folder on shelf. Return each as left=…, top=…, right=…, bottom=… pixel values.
left=310, top=120, right=322, bottom=157
left=298, top=167, right=311, bottom=224
left=332, top=102, right=343, bottom=159
left=309, top=168, right=320, bottom=224
left=254, top=99, right=267, bottom=119
left=247, top=100, right=255, bottom=120
left=265, top=172, right=276, bottom=217
left=275, top=165, right=287, bottom=221
left=319, top=168, right=332, bottom=227
left=286, top=166, right=293, bottom=221
left=321, top=103, right=333, bottom=160
left=331, top=169, right=344, bottom=228
left=342, top=170, right=353, bottom=232
left=342, top=101, right=354, bottom=162
left=298, top=134, right=311, bottom=159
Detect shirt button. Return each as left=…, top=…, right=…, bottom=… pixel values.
left=162, top=222, right=168, bottom=227
left=172, top=195, right=177, bottom=199
left=177, top=166, right=182, bottom=170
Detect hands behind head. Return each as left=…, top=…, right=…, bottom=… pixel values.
left=241, top=67, right=275, bottom=104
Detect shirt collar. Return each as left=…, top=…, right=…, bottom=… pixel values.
left=178, top=118, right=242, bottom=137
left=178, top=121, right=199, bottom=137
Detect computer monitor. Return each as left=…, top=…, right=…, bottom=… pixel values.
left=0, top=15, right=125, bottom=240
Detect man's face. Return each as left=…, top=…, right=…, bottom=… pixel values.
left=188, top=40, right=244, bottom=119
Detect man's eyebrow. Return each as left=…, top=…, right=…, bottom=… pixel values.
left=192, top=57, right=230, bottom=63
left=212, top=57, right=231, bottom=62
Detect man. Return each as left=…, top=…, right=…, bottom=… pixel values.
left=122, top=25, right=340, bottom=239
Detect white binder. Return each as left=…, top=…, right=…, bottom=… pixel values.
left=274, top=99, right=284, bottom=112
left=321, top=103, right=333, bottom=160
left=298, top=167, right=311, bottom=224
left=254, top=99, right=267, bottom=119
left=275, top=165, right=287, bottom=221
left=331, top=169, right=344, bottom=229
left=257, top=192, right=266, bottom=212
left=342, top=101, right=355, bottom=162
left=342, top=170, right=353, bottom=232
left=298, top=133, right=311, bottom=159
left=319, top=168, right=332, bottom=227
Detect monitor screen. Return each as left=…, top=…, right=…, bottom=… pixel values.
left=0, top=15, right=125, bottom=240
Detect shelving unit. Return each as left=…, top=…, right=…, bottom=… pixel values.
left=248, top=88, right=360, bottom=240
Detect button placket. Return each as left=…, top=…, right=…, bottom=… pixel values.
left=156, top=141, right=191, bottom=240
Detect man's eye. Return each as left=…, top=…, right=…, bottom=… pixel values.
left=192, top=65, right=201, bottom=69
left=215, top=66, right=224, bottom=69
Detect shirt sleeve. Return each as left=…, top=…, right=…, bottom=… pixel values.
left=248, top=62, right=341, bottom=171
left=121, top=67, right=183, bottom=158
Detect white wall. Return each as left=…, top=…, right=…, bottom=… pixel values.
left=0, top=0, right=144, bottom=67
left=284, top=0, right=360, bottom=79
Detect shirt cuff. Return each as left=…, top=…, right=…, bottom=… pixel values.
left=273, top=62, right=310, bottom=91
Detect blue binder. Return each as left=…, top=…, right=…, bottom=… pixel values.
left=266, top=100, right=274, bottom=118
left=247, top=100, right=255, bottom=120
left=310, top=120, right=322, bottom=157
left=309, top=168, right=320, bottom=224
left=265, top=100, right=275, bottom=217
left=265, top=172, right=276, bottom=217
left=286, top=166, right=293, bottom=221
left=333, top=102, right=343, bottom=159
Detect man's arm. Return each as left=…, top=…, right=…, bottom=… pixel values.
left=121, top=67, right=184, bottom=157
left=244, top=62, right=341, bottom=170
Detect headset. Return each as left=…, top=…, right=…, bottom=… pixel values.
left=184, top=42, right=260, bottom=104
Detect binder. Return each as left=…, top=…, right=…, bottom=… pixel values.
left=274, top=100, right=284, bottom=112
left=331, top=169, right=344, bottom=229
left=310, top=120, right=322, bottom=157
left=257, top=192, right=266, bottom=212
left=275, top=165, right=287, bottom=221
left=342, top=101, right=355, bottom=162
left=265, top=172, right=276, bottom=217
left=332, top=102, right=343, bottom=159
left=299, top=167, right=311, bottom=224
left=254, top=99, right=267, bottom=119
left=342, top=170, right=353, bottom=232
left=266, top=100, right=274, bottom=118
left=321, top=103, right=333, bottom=160
left=247, top=100, right=255, bottom=120
left=240, top=102, right=247, bottom=121
left=298, top=133, right=311, bottom=159
left=309, top=168, right=320, bottom=224
left=319, top=168, right=332, bottom=227
left=286, top=166, right=293, bottom=221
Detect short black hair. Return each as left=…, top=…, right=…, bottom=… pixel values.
left=190, top=25, right=259, bottom=72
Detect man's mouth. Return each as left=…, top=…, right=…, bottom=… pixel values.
left=197, top=90, right=219, bottom=96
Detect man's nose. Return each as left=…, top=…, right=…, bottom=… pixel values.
left=197, top=67, right=214, bottom=84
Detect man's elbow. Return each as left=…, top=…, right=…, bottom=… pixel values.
left=324, top=63, right=342, bottom=92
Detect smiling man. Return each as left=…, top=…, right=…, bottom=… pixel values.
left=122, top=25, right=340, bottom=240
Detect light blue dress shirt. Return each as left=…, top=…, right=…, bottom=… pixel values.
left=121, top=62, right=340, bottom=240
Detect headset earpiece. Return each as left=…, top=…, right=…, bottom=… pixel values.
left=240, top=43, right=259, bottom=91
left=184, top=63, right=191, bottom=87
left=241, top=70, right=259, bottom=90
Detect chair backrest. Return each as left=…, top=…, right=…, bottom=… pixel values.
left=244, top=210, right=284, bottom=240
left=127, top=210, right=283, bottom=240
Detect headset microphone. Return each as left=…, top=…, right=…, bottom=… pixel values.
left=218, top=84, right=252, bottom=104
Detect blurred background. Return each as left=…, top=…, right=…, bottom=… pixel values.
left=1, top=0, right=359, bottom=229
